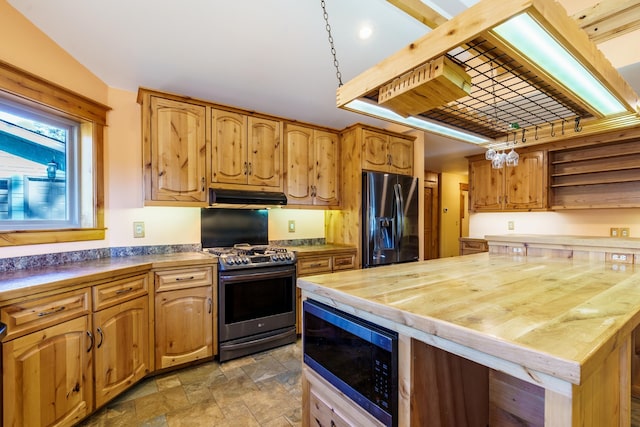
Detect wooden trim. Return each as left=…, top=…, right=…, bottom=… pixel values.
left=385, top=0, right=447, bottom=29
left=573, top=0, right=640, bottom=44
left=0, top=228, right=106, bottom=247
left=0, top=59, right=110, bottom=124
left=0, top=61, right=109, bottom=246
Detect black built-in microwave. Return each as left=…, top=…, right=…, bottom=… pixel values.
left=303, top=299, right=398, bottom=427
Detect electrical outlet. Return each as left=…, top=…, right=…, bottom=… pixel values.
left=610, top=227, right=620, bottom=237
left=288, top=220, right=296, bottom=233
left=133, top=221, right=145, bottom=238
left=621, top=228, right=630, bottom=238
left=508, top=221, right=514, bottom=230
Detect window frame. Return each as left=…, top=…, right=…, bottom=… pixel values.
left=0, top=59, right=109, bottom=247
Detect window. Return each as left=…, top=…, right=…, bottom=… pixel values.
left=0, top=98, right=80, bottom=229
left=0, top=61, right=108, bottom=246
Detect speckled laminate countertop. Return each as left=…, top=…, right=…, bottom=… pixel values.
left=0, top=252, right=216, bottom=303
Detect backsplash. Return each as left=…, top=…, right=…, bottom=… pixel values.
left=0, top=244, right=201, bottom=273
left=269, top=238, right=326, bottom=246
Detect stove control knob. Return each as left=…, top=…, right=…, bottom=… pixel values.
left=285, top=253, right=292, bottom=260
left=242, top=256, right=250, bottom=264
left=225, top=257, right=235, bottom=265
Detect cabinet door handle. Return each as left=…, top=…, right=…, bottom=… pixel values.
left=115, top=287, right=134, bottom=295
left=86, top=331, right=94, bottom=353
left=176, top=276, right=195, bottom=281
left=248, top=162, right=252, bottom=175
left=208, top=297, right=212, bottom=314
left=96, top=327, right=104, bottom=349
left=38, top=306, right=66, bottom=317
left=388, top=154, right=392, bottom=165
left=244, top=162, right=248, bottom=175
left=309, top=263, right=324, bottom=268
left=201, top=177, right=205, bottom=192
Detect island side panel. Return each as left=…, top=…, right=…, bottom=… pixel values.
left=545, top=335, right=631, bottom=427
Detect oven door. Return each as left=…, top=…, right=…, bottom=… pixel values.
left=218, top=264, right=296, bottom=355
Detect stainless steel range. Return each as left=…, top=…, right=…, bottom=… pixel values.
left=201, top=209, right=297, bottom=362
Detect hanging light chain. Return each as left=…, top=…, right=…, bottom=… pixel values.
left=320, top=0, right=343, bottom=87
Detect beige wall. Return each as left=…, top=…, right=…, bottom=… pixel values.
left=470, top=209, right=640, bottom=238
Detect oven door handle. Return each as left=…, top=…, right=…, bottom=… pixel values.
left=219, top=266, right=296, bottom=282
left=221, top=328, right=295, bottom=351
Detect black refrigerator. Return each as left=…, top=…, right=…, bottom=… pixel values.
left=362, top=171, right=419, bottom=268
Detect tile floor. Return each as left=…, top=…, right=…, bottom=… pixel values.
left=80, top=338, right=640, bottom=427
left=80, top=341, right=302, bottom=427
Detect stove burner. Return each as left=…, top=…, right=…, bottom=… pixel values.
left=205, top=245, right=296, bottom=270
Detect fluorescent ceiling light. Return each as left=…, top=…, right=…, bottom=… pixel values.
left=346, top=99, right=488, bottom=144
left=493, top=13, right=626, bottom=116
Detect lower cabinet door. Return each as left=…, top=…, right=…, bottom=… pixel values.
left=3, top=316, right=93, bottom=427
left=93, top=296, right=150, bottom=407
left=155, top=286, right=214, bottom=369
left=303, top=366, right=385, bottom=427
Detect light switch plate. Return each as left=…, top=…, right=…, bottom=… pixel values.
left=288, top=220, right=295, bottom=233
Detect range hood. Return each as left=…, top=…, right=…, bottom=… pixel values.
left=339, top=0, right=640, bottom=148
left=209, top=188, right=287, bottom=207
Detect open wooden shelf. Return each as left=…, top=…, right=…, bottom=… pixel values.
left=550, top=139, right=640, bottom=209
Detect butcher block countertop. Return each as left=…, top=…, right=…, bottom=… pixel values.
left=297, top=253, right=640, bottom=386
left=0, top=252, right=216, bottom=304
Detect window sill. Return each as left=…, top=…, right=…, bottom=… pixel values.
left=0, top=228, right=106, bottom=247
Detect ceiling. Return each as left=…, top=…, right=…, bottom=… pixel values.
left=7, top=0, right=640, bottom=175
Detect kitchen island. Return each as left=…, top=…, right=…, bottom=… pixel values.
left=298, top=253, right=640, bottom=426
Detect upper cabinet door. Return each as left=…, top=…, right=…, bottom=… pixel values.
left=149, top=96, right=207, bottom=204
left=388, top=136, right=413, bottom=175
left=285, top=124, right=314, bottom=205
left=313, top=130, right=340, bottom=206
left=362, top=130, right=389, bottom=172
left=504, top=150, right=546, bottom=210
left=211, top=109, right=247, bottom=185
left=469, top=158, right=504, bottom=212
left=248, top=117, right=281, bottom=188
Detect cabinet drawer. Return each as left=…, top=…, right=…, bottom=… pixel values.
left=298, top=256, right=332, bottom=276
left=155, top=266, right=213, bottom=292
left=332, top=254, right=355, bottom=271
left=93, top=273, right=149, bottom=310
left=1, top=288, right=91, bottom=341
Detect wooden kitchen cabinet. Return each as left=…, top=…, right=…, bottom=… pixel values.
left=362, top=128, right=413, bottom=175
left=303, top=366, right=385, bottom=427
left=469, top=150, right=547, bottom=212
left=93, top=295, right=149, bottom=407
left=139, top=91, right=208, bottom=205
left=92, top=273, right=150, bottom=407
left=284, top=123, right=340, bottom=207
left=2, top=299, right=93, bottom=427
left=154, top=265, right=215, bottom=369
left=295, top=247, right=356, bottom=333
left=211, top=109, right=282, bottom=191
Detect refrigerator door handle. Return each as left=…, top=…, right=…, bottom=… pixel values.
left=394, top=183, right=404, bottom=245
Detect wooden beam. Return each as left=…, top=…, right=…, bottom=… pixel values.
left=385, top=0, right=447, bottom=29
left=573, top=0, right=640, bottom=44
